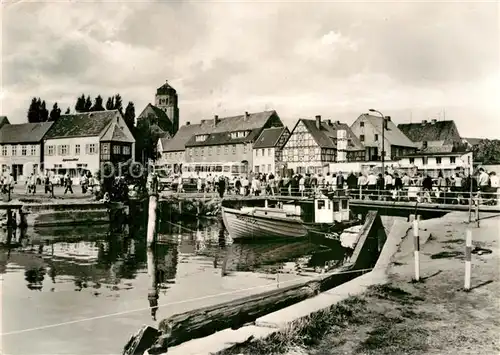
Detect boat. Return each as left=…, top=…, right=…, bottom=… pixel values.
left=221, top=191, right=360, bottom=241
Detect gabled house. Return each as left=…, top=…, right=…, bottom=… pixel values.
left=281, top=115, right=365, bottom=175
left=183, top=111, right=284, bottom=174
left=398, top=119, right=462, bottom=149
left=252, top=126, right=290, bottom=174
left=0, top=122, right=54, bottom=181
left=44, top=110, right=135, bottom=180
left=397, top=144, right=473, bottom=178
left=350, top=114, right=417, bottom=161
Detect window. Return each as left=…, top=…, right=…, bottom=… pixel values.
left=208, top=147, right=212, bottom=156
left=87, top=144, right=97, bottom=154
left=113, top=145, right=121, bottom=154
left=254, top=166, right=259, bottom=173
left=21, top=145, right=27, bottom=156
left=260, top=149, right=264, bottom=156
left=195, top=134, right=208, bottom=142
left=201, top=148, right=204, bottom=156
left=360, top=135, right=365, bottom=142
left=374, top=134, right=378, bottom=141
left=267, top=164, right=271, bottom=172
left=58, top=145, right=69, bottom=156
left=243, top=145, right=247, bottom=153
left=75, top=144, right=80, bottom=155
left=31, top=145, right=36, bottom=155
left=47, top=145, right=54, bottom=156
left=230, top=131, right=248, bottom=139
left=101, top=144, right=109, bottom=154
left=11, top=146, right=16, bottom=156
left=224, top=146, right=228, bottom=155
left=422, top=157, right=428, bottom=165
left=123, top=146, right=130, bottom=155
left=436, top=157, right=442, bottom=165
left=232, top=145, right=236, bottom=154
left=267, top=148, right=271, bottom=156
left=409, top=157, right=415, bottom=164
left=261, top=165, right=265, bottom=172
left=450, top=157, right=456, bottom=164
left=216, top=146, right=221, bottom=155
left=1, top=146, right=7, bottom=156
left=360, top=121, right=364, bottom=127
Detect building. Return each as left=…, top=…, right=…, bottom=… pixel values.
left=182, top=111, right=284, bottom=176
left=398, top=119, right=462, bottom=149
left=461, top=137, right=483, bottom=149
left=136, top=80, right=180, bottom=137
left=156, top=121, right=202, bottom=174
left=43, top=110, right=135, bottom=180
left=281, top=115, right=365, bottom=175
left=0, top=122, right=54, bottom=181
left=397, top=144, right=473, bottom=178
left=350, top=114, right=417, bottom=161
left=252, top=126, right=290, bottom=174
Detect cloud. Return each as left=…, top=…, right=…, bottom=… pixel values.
left=1, top=0, right=498, bottom=138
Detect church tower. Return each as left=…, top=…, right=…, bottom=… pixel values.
left=155, top=80, right=179, bottom=135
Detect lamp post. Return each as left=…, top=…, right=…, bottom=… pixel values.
left=369, top=109, right=386, bottom=174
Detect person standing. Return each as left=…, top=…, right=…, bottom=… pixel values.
left=64, top=173, right=73, bottom=194
left=489, top=171, right=499, bottom=205
left=217, top=176, right=226, bottom=199
left=367, top=171, right=377, bottom=200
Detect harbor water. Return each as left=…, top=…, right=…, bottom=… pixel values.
left=0, top=216, right=352, bottom=354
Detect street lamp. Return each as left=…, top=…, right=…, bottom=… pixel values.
left=369, top=109, right=387, bottom=174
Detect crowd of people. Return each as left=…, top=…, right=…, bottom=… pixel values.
left=176, top=167, right=500, bottom=205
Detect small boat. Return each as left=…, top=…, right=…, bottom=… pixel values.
left=222, top=192, right=360, bottom=241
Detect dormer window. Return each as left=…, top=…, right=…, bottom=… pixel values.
left=195, top=134, right=209, bottom=142
left=230, top=130, right=249, bottom=139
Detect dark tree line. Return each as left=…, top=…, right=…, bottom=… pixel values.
left=74, top=93, right=135, bottom=130
left=27, top=98, right=69, bottom=123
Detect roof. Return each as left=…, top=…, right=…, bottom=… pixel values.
left=161, top=122, right=202, bottom=152
left=253, top=127, right=288, bottom=149
left=0, top=116, right=9, bottom=127
left=462, top=137, right=483, bottom=146
left=357, top=114, right=417, bottom=148
left=45, top=110, right=121, bottom=139
left=299, top=119, right=365, bottom=151
left=398, top=120, right=461, bottom=143
left=156, top=81, right=177, bottom=95
left=137, top=104, right=173, bottom=132
left=403, top=144, right=471, bottom=157
left=100, top=122, right=134, bottom=143
left=0, top=122, right=54, bottom=144
left=184, top=111, right=280, bottom=147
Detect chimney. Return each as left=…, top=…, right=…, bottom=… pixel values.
left=431, top=119, right=437, bottom=124
left=422, top=119, right=427, bottom=124
left=336, top=120, right=341, bottom=125
left=213, top=115, right=219, bottom=127
left=326, top=119, right=332, bottom=126
left=200, top=119, right=206, bottom=124
left=386, top=116, right=391, bottom=122
left=244, top=111, right=250, bottom=120
left=186, top=121, right=190, bottom=126
left=315, top=115, right=321, bottom=129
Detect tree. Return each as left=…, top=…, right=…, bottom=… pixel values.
left=49, top=103, right=61, bottom=121
left=473, top=139, right=500, bottom=165
left=75, top=94, right=86, bottom=113
left=124, top=102, right=135, bottom=130
left=91, top=95, right=105, bottom=112
left=84, top=96, right=93, bottom=112
left=65, top=107, right=70, bottom=114
left=113, top=94, right=123, bottom=113
left=106, top=97, right=115, bottom=110
left=27, top=97, right=40, bottom=123
left=39, top=100, right=49, bottom=122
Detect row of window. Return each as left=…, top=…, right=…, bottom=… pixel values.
left=1, top=145, right=37, bottom=156
left=255, top=148, right=273, bottom=157
left=187, top=144, right=250, bottom=157
left=409, top=157, right=457, bottom=165
left=46, top=144, right=98, bottom=156
left=253, top=164, right=273, bottom=174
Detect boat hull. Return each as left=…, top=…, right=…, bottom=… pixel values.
left=222, top=207, right=308, bottom=240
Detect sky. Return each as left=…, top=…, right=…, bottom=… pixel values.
left=1, top=0, right=499, bottom=138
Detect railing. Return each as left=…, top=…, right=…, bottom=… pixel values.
left=166, top=183, right=500, bottom=207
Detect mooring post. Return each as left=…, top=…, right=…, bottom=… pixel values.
left=475, top=200, right=479, bottom=228
left=147, top=174, right=159, bottom=247
left=413, top=215, right=420, bottom=282
left=464, top=229, right=472, bottom=291
left=147, top=246, right=159, bottom=321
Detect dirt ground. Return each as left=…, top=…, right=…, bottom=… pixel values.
left=223, top=212, right=500, bottom=355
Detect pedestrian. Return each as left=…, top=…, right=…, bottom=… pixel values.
left=64, top=174, right=73, bottom=194
left=217, top=176, right=226, bottom=199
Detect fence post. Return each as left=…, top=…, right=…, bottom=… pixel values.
left=475, top=199, right=480, bottom=228
left=464, top=229, right=472, bottom=291
left=359, top=186, right=363, bottom=200
left=413, top=215, right=420, bottom=282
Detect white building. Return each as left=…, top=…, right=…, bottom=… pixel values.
left=43, top=110, right=135, bottom=180
left=397, top=146, right=473, bottom=178
left=0, top=121, right=54, bottom=182
left=252, top=127, right=290, bottom=174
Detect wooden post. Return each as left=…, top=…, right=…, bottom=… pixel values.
left=413, top=215, right=420, bottom=282
left=147, top=246, right=159, bottom=321
left=147, top=174, right=159, bottom=247
left=264, top=199, right=268, bottom=208
left=359, top=186, right=363, bottom=200
left=475, top=200, right=479, bottom=228
left=464, top=229, right=472, bottom=291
